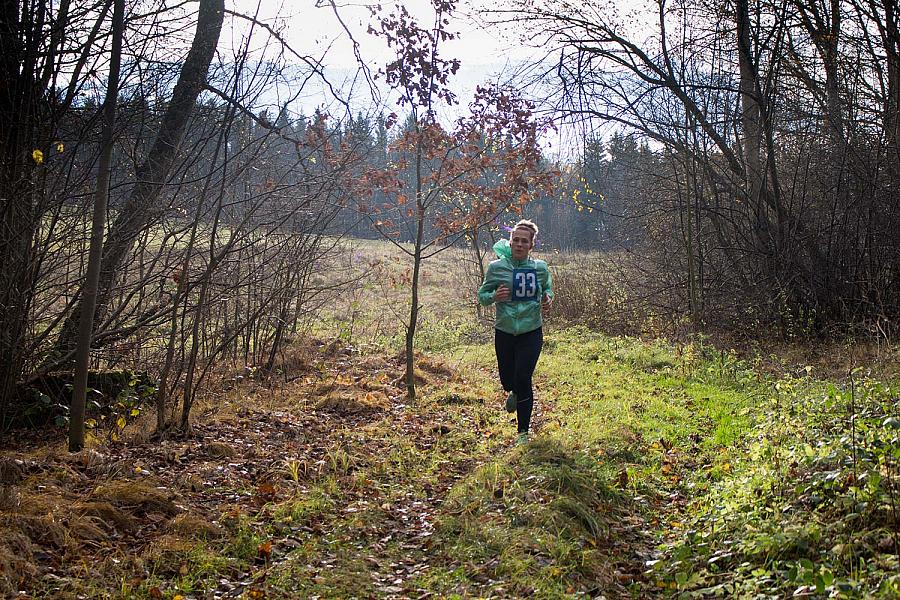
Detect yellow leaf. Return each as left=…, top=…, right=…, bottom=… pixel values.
left=173, top=596, right=184, bottom=600
left=116, top=415, right=127, bottom=429
left=32, top=149, right=44, bottom=164
left=130, top=408, right=140, bottom=417
left=55, top=141, right=64, bottom=152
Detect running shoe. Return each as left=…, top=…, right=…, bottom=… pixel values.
left=516, top=432, right=529, bottom=446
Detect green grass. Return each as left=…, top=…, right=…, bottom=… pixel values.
left=401, top=328, right=761, bottom=597
left=647, top=371, right=900, bottom=598
left=50, top=317, right=896, bottom=599
left=412, top=327, right=898, bottom=598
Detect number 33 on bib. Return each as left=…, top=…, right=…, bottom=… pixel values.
left=511, top=268, right=539, bottom=302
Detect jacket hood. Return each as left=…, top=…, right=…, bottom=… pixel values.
left=493, top=239, right=512, bottom=260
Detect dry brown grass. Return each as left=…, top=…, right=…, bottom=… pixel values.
left=319, top=238, right=479, bottom=340
left=72, top=500, right=137, bottom=533
left=315, top=392, right=390, bottom=416
left=92, top=480, right=180, bottom=517
left=0, top=529, right=39, bottom=593
left=723, top=333, right=900, bottom=381
left=202, top=441, right=237, bottom=459
left=166, top=514, right=224, bottom=539
left=0, top=444, right=241, bottom=595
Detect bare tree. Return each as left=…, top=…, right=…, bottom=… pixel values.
left=69, top=0, right=125, bottom=451
left=492, top=0, right=899, bottom=333
left=53, top=0, right=225, bottom=368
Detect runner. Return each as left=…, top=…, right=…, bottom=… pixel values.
left=477, top=219, right=553, bottom=445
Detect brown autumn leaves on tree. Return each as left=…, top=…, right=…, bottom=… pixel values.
left=360, top=0, right=555, bottom=401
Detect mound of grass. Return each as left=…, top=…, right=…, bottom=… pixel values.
left=422, top=435, right=633, bottom=597
left=167, top=514, right=224, bottom=539
left=92, top=480, right=180, bottom=517
left=73, top=500, right=137, bottom=533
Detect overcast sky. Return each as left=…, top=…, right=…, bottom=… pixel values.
left=227, top=1, right=542, bottom=120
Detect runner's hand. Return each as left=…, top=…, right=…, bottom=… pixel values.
left=494, top=285, right=511, bottom=303
left=542, top=294, right=553, bottom=308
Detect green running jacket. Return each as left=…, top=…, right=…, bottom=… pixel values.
left=477, top=239, right=554, bottom=335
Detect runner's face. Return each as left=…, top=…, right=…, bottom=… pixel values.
left=510, top=228, right=534, bottom=260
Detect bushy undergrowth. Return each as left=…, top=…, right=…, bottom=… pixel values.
left=650, top=362, right=900, bottom=598
left=550, top=252, right=659, bottom=335
left=547, top=249, right=900, bottom=342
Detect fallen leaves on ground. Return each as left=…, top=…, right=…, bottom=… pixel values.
left=0, top=338, right=506, bottom=597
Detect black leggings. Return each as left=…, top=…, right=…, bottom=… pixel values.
left=495, top=327, right=543, bottom=433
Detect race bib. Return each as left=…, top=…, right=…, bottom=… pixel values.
left=511, top=268, right=539, bottom=302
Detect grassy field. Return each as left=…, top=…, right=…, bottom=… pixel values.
left=1, top=240, right=898, bottom=598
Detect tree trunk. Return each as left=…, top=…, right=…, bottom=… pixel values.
left=470, top=226, right=486, bottom=320
left=735, top=0, right=769, bottom=253
left=180, top=272, right=211, bottom=431
left=794, top=0, right=844, bottom=142
left=825, top=0, right=843, bottom=141
left=69, top=0, right=124, bottom=451
left=405, top=134, right=425, bottom=402
left=882, top=0, right=900, bottom=159
left=0, top=0, right=45, bottom=419
left=53, top=0, right=224, bottom=366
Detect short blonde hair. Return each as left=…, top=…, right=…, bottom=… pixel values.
left=512, top=219, right=538, bottom=241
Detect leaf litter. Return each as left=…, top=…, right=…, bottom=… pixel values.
left=0, top=334, right=666, bottom=598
